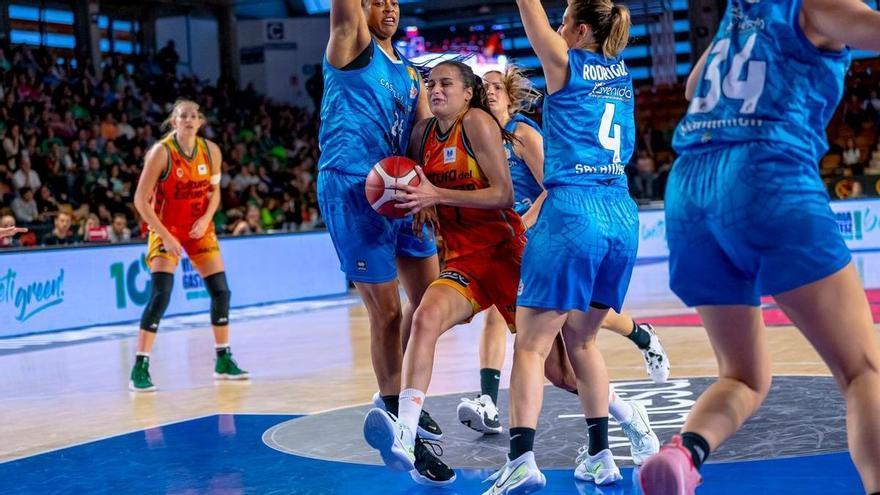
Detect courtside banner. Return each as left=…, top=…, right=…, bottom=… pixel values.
left=636, top=198, right=880, bottom=260
left=0, top=232, right=347, bottom=337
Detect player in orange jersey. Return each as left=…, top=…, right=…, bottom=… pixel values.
left=129, top=99, right=247, bottom=393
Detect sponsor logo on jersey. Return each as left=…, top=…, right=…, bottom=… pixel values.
left=727, top=6, right=766, bottom=33
left=439, top=270, right=469, bottom=287
left=517, top=280, right=524, bottom=297
left=197, top=163, right=208, bottom=176
left=444, top=147, right=456, bottom=164
left=582, top=60, right=629, bottom=82
left=356, top=260, right=367, bottom=272
left=590, top=83, right=633, bottom=101
left=176, top=168, right=184, bottom=178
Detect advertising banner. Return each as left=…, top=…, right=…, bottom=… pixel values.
left=0, top=233, right=347, bottom=338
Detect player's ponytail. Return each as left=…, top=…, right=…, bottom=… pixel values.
left=603, top=5, right=631, bottom=58
left=435, top=61, right=516, bottom=144
left=571, top=0, right=631, bottom=58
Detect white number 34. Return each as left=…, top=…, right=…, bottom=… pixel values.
left=690, top=33, right=767, bottom=115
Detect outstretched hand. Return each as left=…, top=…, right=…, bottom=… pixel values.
left=0, top=226, right=27, bottom=239
left=394, top=166, right=442, bottom=215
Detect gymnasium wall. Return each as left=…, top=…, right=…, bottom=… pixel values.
left=0, top=232, right=347, bottom=338
left=155, top=16, right=221, bottom=83
left=237, top=17, right=330, bottom=110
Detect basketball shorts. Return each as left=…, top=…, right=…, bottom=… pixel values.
left=666, top=142, right=851, bottom=307
left=431, top=235, right=526, bottom=331
left=147, top=228, right=220, bottom=267
left=317, top=169, right=437, bottom=283
left=517, top=185, right=638, bottom=313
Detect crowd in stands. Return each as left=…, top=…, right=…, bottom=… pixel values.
left=0, top=41, right=322, bottom=249
left=1, top=37, right=878, bottom=249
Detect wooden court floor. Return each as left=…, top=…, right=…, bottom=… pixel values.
left=1, top=287, right=859, bottom=464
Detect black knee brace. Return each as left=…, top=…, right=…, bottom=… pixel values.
left=204, top=272, right=231, bottom=326
left=140, top=272, right=174, bottom=332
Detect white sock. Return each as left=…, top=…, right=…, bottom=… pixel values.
left=608, top=388, right=634, bottom=424
left=136, top=352, right=150, bottom=357
left=215, top=343, right=229, bottom=350
left=398, top=388, right=426, bottom=436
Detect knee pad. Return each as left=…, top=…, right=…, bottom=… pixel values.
left=204, top=272, right=231, bottom=326
left=140, top=272, right=174, bottom=332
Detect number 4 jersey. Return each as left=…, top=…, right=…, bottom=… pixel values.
left=673, top=0, right=850, bottom=162
left=542, top=49, right=635, bottom=189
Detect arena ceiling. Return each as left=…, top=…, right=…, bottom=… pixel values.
left=94, top=0, right=669, bottom=25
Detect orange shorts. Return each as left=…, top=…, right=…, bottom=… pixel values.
left=430, top=235, right=526, bottom=332
left=146, top=229, right=221, bottom=267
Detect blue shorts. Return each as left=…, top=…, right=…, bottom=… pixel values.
left=317, top=170, right=437, bottom=283
left=666, top=142, right=851, bottom=307
left=517, top=186, right=638, bottom=313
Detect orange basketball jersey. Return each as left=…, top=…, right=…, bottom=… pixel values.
left=419, top=116, right=524, bottom=260
left=153, top=134, right=214, bottom=235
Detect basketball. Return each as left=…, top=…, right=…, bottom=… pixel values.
left=365, top=156, right=421, bottom=218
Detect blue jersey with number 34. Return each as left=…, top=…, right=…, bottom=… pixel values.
left=542, top=49, right=634, bottom=188
left=673, top=0, right=850, bottom=162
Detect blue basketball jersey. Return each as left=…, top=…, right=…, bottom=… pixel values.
left=673, top=0, right=850, bottom=162
left=505, top=114, right=544, bottom=215
left=542, top=49, right=635, bottom=188
left=318, top=40, right=422, bottom=176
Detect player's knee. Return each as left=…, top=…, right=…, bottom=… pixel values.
left=411, top=303, right=443, bottom=340
left=140, top=272, right=174, bottom=332
left=364, top=292, right=402, bottom=330
left=834, top=351, right=880, bottom=392
left=725, top=367, right=772, bottom=399
left=204, top=272, right=231, bottom=326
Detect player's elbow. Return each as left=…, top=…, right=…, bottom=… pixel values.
left=494, top=184, right=514, bottom=209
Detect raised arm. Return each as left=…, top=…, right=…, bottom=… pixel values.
left=802, top=0, right=880, bottom=52
left=685, top=46, right=710, bottom=102
left=516, top=0, right=571, bottom=94
left=326, top=0, right=372, bottom=69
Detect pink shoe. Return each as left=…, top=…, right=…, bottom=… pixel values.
left=639, top=435, right=702, bottom=495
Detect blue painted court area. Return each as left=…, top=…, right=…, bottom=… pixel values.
left=0, top=414, right=861, bottom=494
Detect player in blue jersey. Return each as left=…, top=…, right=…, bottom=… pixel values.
left=459, top=66, right=669, bottom=437
left=318, top=0, right=453, bottom=485
left=485, top=1, right=640, bottom=493
left=639, top=1, right=880, bottom=494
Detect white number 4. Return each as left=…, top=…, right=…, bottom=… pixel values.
left=599, top=102, right=621, bottom=164
left=690, top=33, right=766, bottom=115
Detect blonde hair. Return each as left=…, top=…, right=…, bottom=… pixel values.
left=160, top=98, right=204, bottom=137
left=484, top=65, right=543, bottom=116
left=571, top=0, right=631, bottom=58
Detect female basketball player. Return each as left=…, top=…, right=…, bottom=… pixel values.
left=459, top=67, right=669, bottom=439
left=320, top=0, right=449, bottom=485
left=485, top=1, right=638, bottom=492
left=363, top=58, right=656, bottom=487
left=639, top=2, right=880, bottom=494
left=129, top=99, right=247, bottom=392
